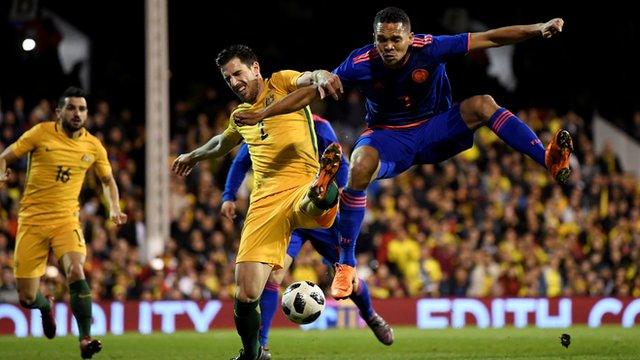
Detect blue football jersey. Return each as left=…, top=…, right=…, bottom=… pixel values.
left=334, top=33, right=469, bottom=127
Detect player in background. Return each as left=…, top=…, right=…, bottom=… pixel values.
left=233, top=7, right=573, bottom=300
left=0, top=87, right=128, bottom=359
left=221, top=115, right=393, bottom=358
left=172, top=45, right=343, bottom=360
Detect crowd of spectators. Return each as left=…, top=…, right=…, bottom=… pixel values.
left=1, top=89, right=639, bottom=305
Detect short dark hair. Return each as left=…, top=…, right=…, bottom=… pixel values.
left=373, top=7, right=411, bottom=31
left=215, top=44, right=258, bottom=68
left=58, top=86, right=86, bottom=108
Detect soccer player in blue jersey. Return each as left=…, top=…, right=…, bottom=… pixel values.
left=234, top=7, right=573, bottom=300
left=221, top=114, right=394, bottom=357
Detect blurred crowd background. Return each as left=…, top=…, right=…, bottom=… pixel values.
left=1, top=2, right=640, bottom=304
left=1, top=91, right=640, bottom=304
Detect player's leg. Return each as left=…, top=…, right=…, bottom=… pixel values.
left=54, top=223, right=101, bottom=359
left=353, top=279, right=394, bottom=345
left=234, top=193, right=296, bottom=360
left=14, top=224, right=56, bottom=339
left=60, top=252, right=101, bottom=358
left=16, top=277, right=56, bottom=338
left=310, top=229, right=374, bottom=315
left=460, top=95, right=572, bottom=183
left=259, top=248, right=295, bottom=354
left=234, top=261, right=273, bottom=360
left=310, top=229, right=393, bottom=345
left=338, top=144, right=378, bottom=267
left=16, top=277, right=43, bottom=309
left=333, top=128, right=416, bottom=299
left=330, top=145, right=377, bottom=299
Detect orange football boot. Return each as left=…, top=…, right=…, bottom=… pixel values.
left=545, top=129, right=573, bottom=184
left=331, top=263, right=357, bottom=299
left=309, top=142, right=342, bottom=204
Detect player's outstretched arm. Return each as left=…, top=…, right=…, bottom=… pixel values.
left=0, top=147, right=18, bottom=189
left=100, top=174, right=128, bottom=225
left=469, top=18, right=563, bottom=51
left=234, top=70, right=342, bottom=126
left=234, top=85, right=320, bottom=126
left=172, top=132, right=241, bottom=176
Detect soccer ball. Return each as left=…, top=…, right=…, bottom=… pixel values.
left=281, top=281, right=325, bottom=324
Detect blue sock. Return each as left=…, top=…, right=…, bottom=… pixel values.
left=259, top=281, right=279, bottom=347
left=337, top=188, right=366, bottom=267
left=349, top=278, right=374, bottom=320
left=488, top=107, right=546, bottom=167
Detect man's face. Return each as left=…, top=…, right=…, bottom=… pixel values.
left=58, top=97, right=88, bottom=131
left=220, top=57, right=261, bottom=103
left=374, top=22, right=413, bottom=67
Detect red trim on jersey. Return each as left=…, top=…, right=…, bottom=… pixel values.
left=353, top=49, right=379, bottom=64
left=361, top=129, right=374, bottom=137
left=411, top=34, right=433, bottom=48
left=312, top=114, right=330, bottom=123
left=362, top=118, right=430, bottom=133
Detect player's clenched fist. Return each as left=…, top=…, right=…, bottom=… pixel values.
left=541, top=18, right=563, bottom=39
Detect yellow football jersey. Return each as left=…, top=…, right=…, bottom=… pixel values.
left=224, top=70, right=319, bottom=202
left=11, top=121, right=112, bottom=225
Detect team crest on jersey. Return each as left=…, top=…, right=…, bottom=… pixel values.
left=412, top=69, right=429, bottom=83
left=265, top=93, right=275, bottom=107
left=81, top=154, right=93, bottom=162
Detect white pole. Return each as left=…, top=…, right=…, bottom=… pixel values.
left=144, top=0, right=170, bottom=262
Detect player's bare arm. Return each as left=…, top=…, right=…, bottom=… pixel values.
left=469, top=18, right=563, bottom=51
left=0, top=147, right=19, bottom=189
left=234, top=69, right=343, bottom=126
left=297, top=70, right=343, bottom=100
left=172, top=132, right=242, bottom=176
left=100, top=174, right=128, bottom=225
left=234, top=85, right=319, bottom=126
left=172, top=135, right=220, bottom=176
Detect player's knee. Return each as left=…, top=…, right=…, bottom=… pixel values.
left=18, top=292, right=36, bottom=307
left=236, top=286, right=261, bottom=302
left=474, top=94, right=499, bottom=119
left=66, top=262, right=85, bottom=282
left=462, top=95, right=499, bottom=128
left=269, top=270, right=285, bottom=285
left=348, top=155, right=377, bottom=189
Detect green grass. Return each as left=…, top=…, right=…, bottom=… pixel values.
left=1, top=326, right=639, bottom=359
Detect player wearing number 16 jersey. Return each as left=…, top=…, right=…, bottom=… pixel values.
left=0, top=86, right=127, bottom=359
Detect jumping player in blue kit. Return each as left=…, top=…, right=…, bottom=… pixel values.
left=234, top=7, right=573, bottom=300
left=221, top=114, right=394, bottom=357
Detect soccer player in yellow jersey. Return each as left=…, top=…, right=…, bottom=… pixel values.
left=0, top=87, right=127, bottom=359
left=172, top=45, right=343, bottom=360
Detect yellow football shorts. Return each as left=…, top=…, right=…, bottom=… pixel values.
left=13, top=221, right=86, bottom=278
left=236, top=184, right=338, bottom=268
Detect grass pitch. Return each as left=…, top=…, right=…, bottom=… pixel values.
left=1, top=326, right=638, bottom=359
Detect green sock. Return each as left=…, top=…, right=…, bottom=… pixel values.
left=20, top=291, right=51, bottom=312
left=234, top=298, right=261, bottom=358
left=69, top=280, right=92, bottom=339
left=312, top=180, right=339, bottom=209
left=325, top=181, right=339, bottom=206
